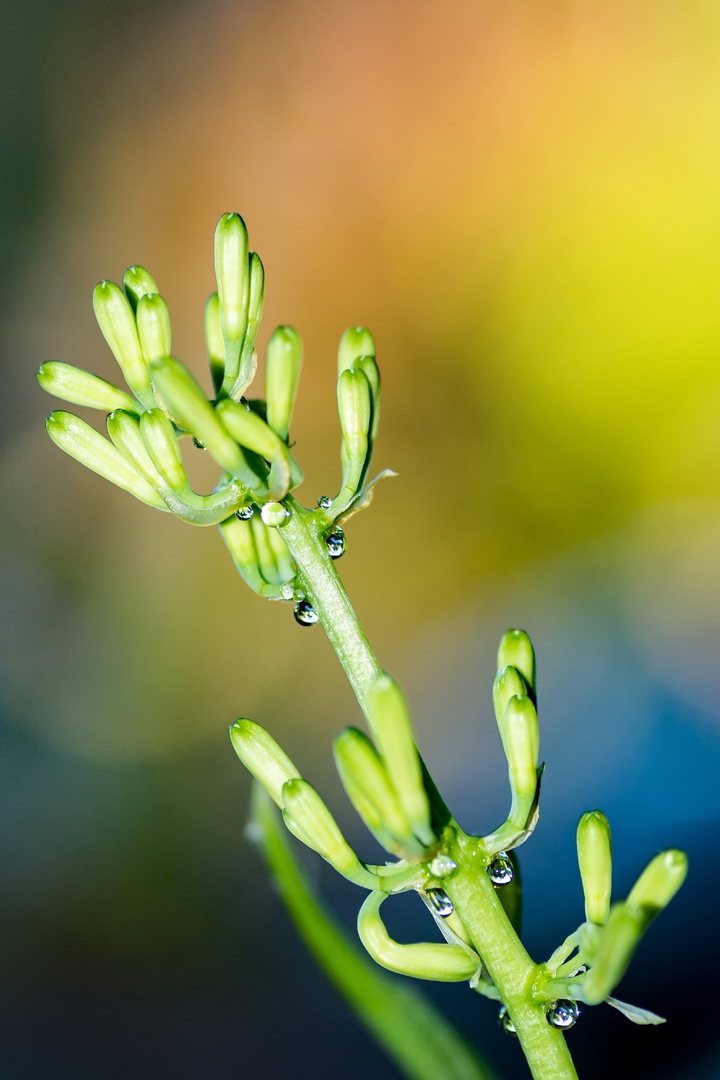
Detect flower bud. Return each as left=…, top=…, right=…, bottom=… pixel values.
left=577, top=811, right=612, bottom=925
left=229, top=719, right=301, bottom=807
left=237, top=251, right=264, bottom=384
left=626, top=850, right=688, bottom=929
left=336, top=367, right=371, bottom=507
left=265, top=326, right=302, bottom=442
left=46, top=410, right=166, bottom=509
left=497, top=630, right=536, bottom=699
left=281, top=778, right=378, bottom=887
left=581, top=902, right=644, bottom=1005
left=219, top=514, right=268, bottom=596
left=139, top=410, right=187, bottom=491
left=107, top=409, right=166, bottom=488
left=38, top=362, right=138, bottom=413
left=216, top=398, right=291, bottom=500
left=352, top=354, right=381, bottom=449
left=214, top=212, right=249, bottom=388
left=204, top=292, right=225, bottom=393
left=264, top=521, right=295, bottom=583
left=136, top=293, right=172, bottom=365
left=503, top=695, right=539, bottom=829
left=92, top=280, right=153, bottom=406
left=123, top=265, right=158, bottom=312
left=367, top=674, right=433, bottom=848
left=338, top=327, right=375, bottom=375
left=492, top=665, right=529, bottom=755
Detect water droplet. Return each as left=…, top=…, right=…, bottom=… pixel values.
left=425, top=888, right=454, bottom=917
left=193, top=437, right=207, bottom=450
left=428, top=854, right=458, bottom=879
left=261, top=501, right=289, bottom=527
left=546, top=1000, right=580, bottom=1030
left=487, top=853, right=513, bottom=886
left=326, top=529, right=346, bottom=559
left=317, top=495, right=332, bottom=509
left=236, top=506, right=254, bottom=520
left=294, top=600, right=318, bottom=626
left=498, top=1006, right=517, bottom=1037
left=281, top=583, right=295, bottom=600
left=293, top=589, right=305, bottom=602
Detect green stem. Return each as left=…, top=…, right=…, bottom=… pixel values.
left=279, top=496, right=579, bottom=1080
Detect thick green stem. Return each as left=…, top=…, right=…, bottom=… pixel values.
left=279, top=495, right=579, bottom=1080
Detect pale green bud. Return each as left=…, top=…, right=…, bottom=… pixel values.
left=626, top=850, right=688, bottom=929
left=123, top=265, right=158, bottom=312
left=357, top=891, right=477, bottom=982
left=92, top=280, right=152, bottom=405
left=229, top=719, right=301, bottom=808
left=214, top=212, right=249, bottom=387
left=136, top=293, right=172, bottom=365
left=336, top=367, right=371, bottom=506
left=219, top=514, right=268, bottom=596
left=581, top=902, right=644, bottom=1005
left=338, top=326, right=376, bottom=375
left=38, top=362, right=138, bottom=413
left=503, top=694, right=539, bottom=828
left=240, top=252, right=264, bottom=363
left=204, top=292, right=225, bottom=393
left=281, top=778, right=378, bottom=887
left=264, top=521, right=296, bottom=583
left=352, top=354, right=381, bottom=449
left=265, top=326, right=302, bottom=442
left=251, top=515, right=284, bottom=584
left=216, top=398, right=291, bottom=500
left=492, top=665, right=530, bottom=755
left=497, top=630, right=536, bottom=698
left=139, top=410, right=187, bottom=491
left=107, top=409, right=166, bottom=488
left=367, top=674, right=433, bottom=848
left=577, top=811, right=612, bottom=925
left=46, top=410, right=166, bottom=510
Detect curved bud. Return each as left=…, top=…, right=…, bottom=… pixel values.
left=492, top=665, right=530, bottom=754
left=334, top=367, right=371, bottom=510
left=107, top=409, right=166, bottom=487
left=219, top=514, right=272, bottom=596
left=92, top=280, right=153, bottom=406
left=338, top=327, right=376, bottom=375
left=281, top=778, right=379, bottom=888
left=577, top=811, right=612, bottom=925
left=367, top=674, right=433, bottom=848
left=503, top=695, right=539, bottom=828
left=265, top=326, right=302, bottom=442
left=251, top=515, right=288, bottom=584
left=216, top=398, right=291, bottom=499
left=333, top=727, right=423, bottom=858
left=229, top=719, right=301, bottom=807
left=352, top=354, right=380, bottom=451
left=581, top=902, right=644, bottom=1005
left=46, top=411, right=166, bottom=510
left=139, top=409, right=187, bottom=491
left=38, top=362, right=138, bottom=413
left=497, top=630, right=536, bottom=700
left=214, top=212, right=249, bottom=389
left=626, top=850, right=688, bottom=930
left=149, top=357, right=262, bottom=488
left=123, top=265, right=158, bottom=312
left=136, top=293, right=172, bottom=365
left=357, top=892, right=478, bottom=981
left=205, top=292, right=225, bottom=394
left=234, top=251, right=265, bottom=395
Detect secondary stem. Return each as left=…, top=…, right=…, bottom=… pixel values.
left=279, top=496, right=579, bottom=1080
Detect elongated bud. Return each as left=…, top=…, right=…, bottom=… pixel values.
left=251, top=515, right=286, bottom=584
left=338, top=327, right=376, bottom=374
left=357, top=891, right=478, bottom=982
left=497, top=630, right=536, bottom=699
left=219, top=514, right=268, bottom=596
left=334, top=727, right=421, bottom=856
left=336, top=367, right=371, bottom=505
left=214, top=212, right=249, bottom=387
left=367, top=674, right=433, bottom=847
left=626, top=850, right=688, bottom=929
left=503, top=695, right=539, bottom=827
left=107, top=408, right=165, bottom=488
left=281, top=778, right=378, bottom=887
left=136, top=293, right=172, bottom=365
left=92, top=280, right=152, bottom=404
left=240, top=252, right=264, bottom=364
left=38, top=362, right=138, bottom=413
left=216, top=398, right=291, bottom=499
left=577, top=811, right=612, bottom=925
left=229, top=719, right=301, bottom=807
left=123, top=265, right=158, bottom=312
left=205, top=292, right=225, bottom=393
left=352, top=354, right=381, bottom=449
left=139, top=410, right=187, bottom=491
left=581, top=902, right=644, bottom=1005
left=265, top=326, right=302, bottom=441
left=492, top=665, right=529, bottom=755
left=46, top=410, right=166, bottom=509
left=149, top=357, right=261, bottom=487
left=265, top=522, right=296, bottom=583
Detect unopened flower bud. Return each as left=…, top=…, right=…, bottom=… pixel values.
left=626, top=849, right=688, bottom=929
left=336, top=366, right=371, bottom=505
left=139, top=410, right=187, bottom=491
left=214, top=212, right=249, bottom=387
left=497, top=630, right=536, bottom=699
left=281, top=778, right=378, bottom=887
left=503, top=695, right=539, bottom=828
left=136, top=293, right=172, bottom=365
left=229, top=719, right=301, bottom=807
left=123, top=265, right=158, bottom=312
left=492, top=665, right=530, bottom=755
left=265, top=326, right=302, bottom=442
left=204, top=292, right=225, bottom=393
left=581, top=902, right=644, bottom=1005
left=38, top=361, right=138, bottom=413
left=338, top=327, right=376, bottom=375
left=577, top=811, right=612, bottom=925
left=92, top=280, right=153, bottom=405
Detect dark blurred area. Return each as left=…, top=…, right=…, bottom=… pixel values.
left=1, top=1, right=719, bottom=1077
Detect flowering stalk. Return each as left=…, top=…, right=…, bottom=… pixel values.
left=39, top=212, right=687, bottom=1080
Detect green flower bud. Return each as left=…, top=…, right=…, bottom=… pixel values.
left=123, top=265, right=158, bottom=312
left=335, top=366, right=371, bottom=508
left=107, top=409, right=166, bottom=488
left=219, top=514, right=270, bottom=596
left=497, top=630, right=536, bottom=699
left=333, top=727, right=423, bottom=858
left=626, top=849, right=688, bottom=929
left=367, top=673, right=434, bottom=848
left=136, top=293, right=172, bottom=365
left=281, top=778, right=378, bottom=888
left=204, top=292, right=225, bottom=394
left=46, top=410, right=166, bottom=510
left=352, top=354, right=380, bottom=450
left=229, top=719, right=301, bottom=807
left=251, top=514, right=287, bottom=584
left=265, top=326, right=302, bottom=442
left=92, top=280, right=153, bottom=406
left=492, top=665, right=530, bottom=755
left=338, top=326, right=376, bottom=375
left=139, top=409, right=187, bottom=491
left=38, top=361, right=138, bottom=413
left=216, top=398, right=291, bottom=500
left=214, top=212, right=249, bottom=388
left=235, top=251, right=264, bottom=389
left=149, top=357, right=262, bottom=488
left=357, top=891, right=478, bottom=982
left=503, top=694, right=539, bottom=828
left=581, top=902, right=644, bottom=1005
left=264, top=521, right=296, bottom=583
left=577, top=811, right=612, bottom=925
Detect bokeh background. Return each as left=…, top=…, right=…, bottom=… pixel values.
left=1, top=1, right=719, bottom=1077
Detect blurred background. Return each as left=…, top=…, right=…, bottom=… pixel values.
left=1, top=1, right=719, bottom=1076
